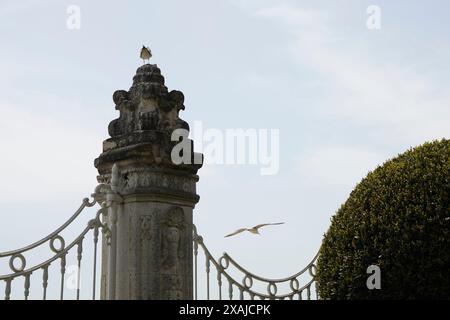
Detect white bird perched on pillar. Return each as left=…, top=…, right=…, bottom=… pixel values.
left=140, top=45, right=152, bottom=64
left=225, top=222, right=285, bottom=238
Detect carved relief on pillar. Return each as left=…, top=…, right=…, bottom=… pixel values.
left=128, top=209, right=160, bottom=299
left=97, top=169, right=197, bottom=196
left=160, top=206, right=186, bottom=300
left=140, top=215, right=153, bottom=242
left=123, top=170, right=197, bottom=194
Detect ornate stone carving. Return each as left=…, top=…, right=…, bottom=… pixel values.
left=107, top=64, right=188, bottom=137
left=121, top=170, right=196, bottom=194
left=161, top=207, right=185, bottom=300
left=95, top=63, right=202, bottom=176
left=140, top=215, right=152, bottom=242
left=127, top=208, right=161, bottom=299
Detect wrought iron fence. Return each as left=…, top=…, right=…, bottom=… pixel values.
left=0, top=185, right=319, bottom=300
left=193, top=225, right=319, bottom=300
left=0, top=185, right=111, bottom=300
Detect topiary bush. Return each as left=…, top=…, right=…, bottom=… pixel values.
left=317, top=139, right=450, bottom=299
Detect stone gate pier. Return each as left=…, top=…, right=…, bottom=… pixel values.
left=94, top=63, right=203, bottom=299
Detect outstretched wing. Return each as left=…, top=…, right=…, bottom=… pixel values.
left=225, top=228, right=248, bottom=238
left=253, top=222, right=285, bottom=230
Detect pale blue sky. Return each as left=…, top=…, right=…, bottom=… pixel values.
left=1, top=0, right=449, bottom=298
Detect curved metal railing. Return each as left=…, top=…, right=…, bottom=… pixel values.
left=193, top=225, right=319, bottom=300
left=0, top=187, right=111, bottom=300
left=0, top=198, right=96, bottom=259
left=0, top=185, right=318, bottom=300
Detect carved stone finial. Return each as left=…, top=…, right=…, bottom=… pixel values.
left=107, top=64, right=188, bottom=138
left=94, top=61, right=203, bottom=206
left=95, top=63, right=202, bottom=179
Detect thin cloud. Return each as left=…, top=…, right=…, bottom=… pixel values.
left=254, top=4, right=450, bottom=146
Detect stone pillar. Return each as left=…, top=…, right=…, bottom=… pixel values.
left=94, top=63, right=202, bottom=300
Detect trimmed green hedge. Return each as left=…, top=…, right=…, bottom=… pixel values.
left=317, top=139, right=450, bottom=299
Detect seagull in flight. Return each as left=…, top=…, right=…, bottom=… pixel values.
left=225, top=223, right=285, bottom=238
left=140, top=45, right=152, bottom=64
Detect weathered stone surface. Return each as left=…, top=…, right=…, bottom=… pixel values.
left=114, top=203, right=193, bottom=300
left=96, top=63, right=202, bottom=300
left=95, top=63, right=202, bottom=177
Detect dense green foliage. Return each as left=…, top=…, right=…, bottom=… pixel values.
left=317, top=139, right=450, bottom=299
